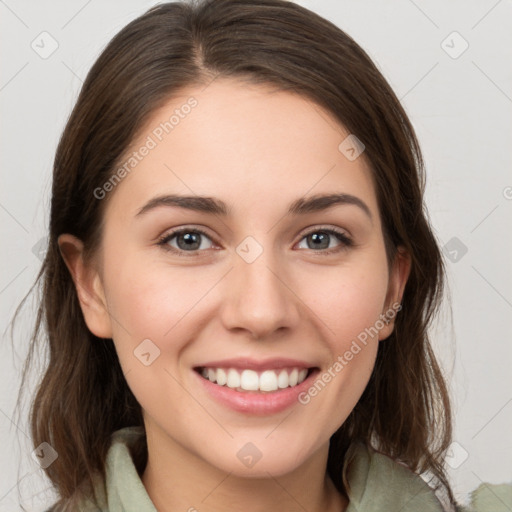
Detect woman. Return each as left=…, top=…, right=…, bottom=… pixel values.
left=13, top=0, right=510, bottom=510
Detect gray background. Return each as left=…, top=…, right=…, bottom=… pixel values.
left=1, top=0, right=511, bottom=509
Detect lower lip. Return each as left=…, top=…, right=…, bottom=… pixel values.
left=193, top=368, right=319, bottom=416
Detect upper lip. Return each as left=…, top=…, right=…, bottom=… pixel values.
left=194, top=357, right=317, bottom=371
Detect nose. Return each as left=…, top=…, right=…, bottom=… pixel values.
left=219, top=246, right=301, bottom=340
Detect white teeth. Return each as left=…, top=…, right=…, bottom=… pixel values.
left=199, top=366, right=310, bottom=392
left=277, top=369, right=289, bottom=388
left=216, top=368, right=227, bottom=386
left=227, top=368, right=240, bottom=388
left=260, top=370, right=278, bottom=392
left=240, top=370, right=259, bottom=391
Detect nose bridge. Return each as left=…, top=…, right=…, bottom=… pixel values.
left=220, top=236, right=300, bottom=338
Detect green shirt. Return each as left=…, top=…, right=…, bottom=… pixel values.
left=47, top=426, right=512, bottom=511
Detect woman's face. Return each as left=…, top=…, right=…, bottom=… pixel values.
left=64, top=77, right=409, bottom=477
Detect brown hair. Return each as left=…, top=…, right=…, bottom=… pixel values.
left=13, top=0, right=456, bottom=509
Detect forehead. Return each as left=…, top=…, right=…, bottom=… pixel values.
left=105, top=77, right=379, bottom=220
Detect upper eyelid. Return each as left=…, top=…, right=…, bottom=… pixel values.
left=161, top=226, right=217, bottom=244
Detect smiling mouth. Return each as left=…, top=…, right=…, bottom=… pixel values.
left=194, top=366, right=318, bottom=393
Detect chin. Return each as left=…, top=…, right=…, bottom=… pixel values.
left=199, top=437, right=319, bottom=479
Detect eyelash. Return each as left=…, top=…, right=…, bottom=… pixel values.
left=156, top=226, right=353, bottom=257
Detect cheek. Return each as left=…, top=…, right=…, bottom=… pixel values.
left=299, top=258, right=389, bottom=349
left=293, top=258, right=388, bottom=412
left=103, top=241, right=210, bottom=336
left=101, top=254, right=204, bottom=416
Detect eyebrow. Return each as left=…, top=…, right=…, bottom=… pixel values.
left=135, top=192, right=372, bottom=220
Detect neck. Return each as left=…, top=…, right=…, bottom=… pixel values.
left=140, top=425, right=348, bottom=512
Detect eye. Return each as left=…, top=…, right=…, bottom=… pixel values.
left=157, top=227, right=216, bottom=256
left=296, top=227, right=353, bottom=254
left=157, top=226, right=353, bottom=257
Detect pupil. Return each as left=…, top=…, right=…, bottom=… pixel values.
left=310, top=232, right=328, bottom=249
left=179, top=232, right=200, bottom=250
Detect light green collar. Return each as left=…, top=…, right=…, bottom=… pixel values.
left=77, top=426, right=510, bottom=512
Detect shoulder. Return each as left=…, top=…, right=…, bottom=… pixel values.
left=343, top=442, right=512, bottom=512
left=456, top=481, right=512, bottom=512
left=343, top=442, right=445, bottom=512
left=41, top=428, right=146, bottom=512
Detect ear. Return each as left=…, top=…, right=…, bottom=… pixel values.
left=378, top=246, right=411, bottom=341
left=57, top=234, right=113, bottom=339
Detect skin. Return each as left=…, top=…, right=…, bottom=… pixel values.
left=59, top=77, right=411, bottom=512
